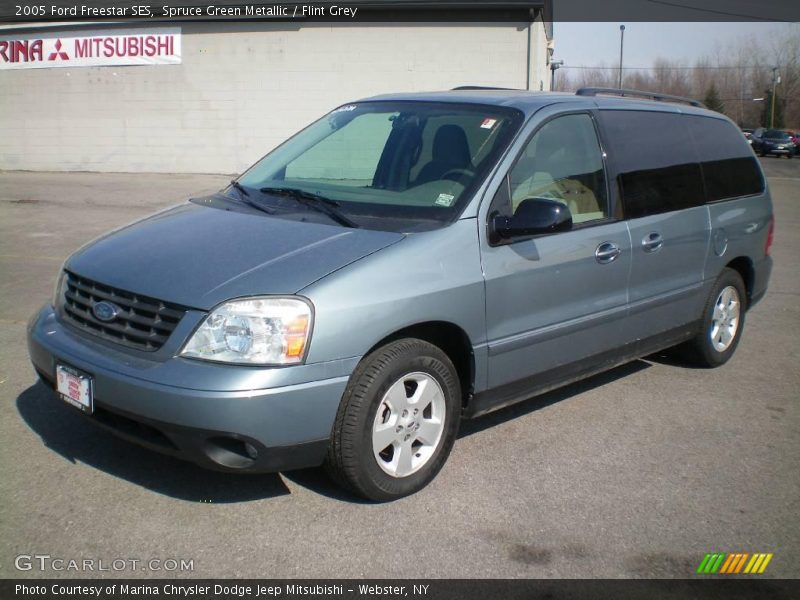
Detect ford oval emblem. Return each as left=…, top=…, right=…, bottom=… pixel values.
left=92, top=300, right=120, bottom=322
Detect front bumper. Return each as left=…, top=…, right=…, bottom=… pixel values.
left=27, top=305, right=357, bottom=473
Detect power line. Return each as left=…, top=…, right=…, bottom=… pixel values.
left=556, top=94, right=777, bottom=104
left=561, top=65, right=769, bottom=71
left=645, top=0, right=788, bottom=22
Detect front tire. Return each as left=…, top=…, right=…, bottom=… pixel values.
left=684, top=268, right=747, bottom=367
left=325, top=338, right=461, bottom=501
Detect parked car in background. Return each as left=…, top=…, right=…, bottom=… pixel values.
left=788, top=131, right=800, bottom=155
left=742, top=128, right=754, bottom=144
left=751, top=128, right=795, bottom=158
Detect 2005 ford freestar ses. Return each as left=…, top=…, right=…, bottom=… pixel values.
left=28, top=88, right=773, bottom=501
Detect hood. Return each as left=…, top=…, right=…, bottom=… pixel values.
left=67, top=201, right=404, bottom=310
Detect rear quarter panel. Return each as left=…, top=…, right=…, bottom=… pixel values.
left=704, top=190, right=773, bottom=300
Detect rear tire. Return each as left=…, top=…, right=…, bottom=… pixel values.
left=325, top=338, right=461, bottom=501
left=683, top=268, right=747, bottom=368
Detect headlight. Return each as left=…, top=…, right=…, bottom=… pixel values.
left=180, top=297, right=313, bottom=365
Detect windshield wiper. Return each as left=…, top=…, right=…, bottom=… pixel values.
left=229, top=179, right=250, bottom=197
left=227, top=181, right=276, bottom=215
left=259, top=187, right=359, bottom=229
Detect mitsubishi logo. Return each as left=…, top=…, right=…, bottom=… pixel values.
left=48, top=39, right=69, bottom=61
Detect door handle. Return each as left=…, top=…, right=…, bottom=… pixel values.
left=595, top=241, right=621, bottom=264
left=641, top=232, right=663, bottom=253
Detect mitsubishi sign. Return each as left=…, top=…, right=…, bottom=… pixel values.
left=0, top=28, right=181, bottom=69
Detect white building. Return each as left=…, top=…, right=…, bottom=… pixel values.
left=0, top=1, right=553, bottom=174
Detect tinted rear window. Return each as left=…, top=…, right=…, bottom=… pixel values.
left=601, top=110, right=705, bottom=218
left=687, top=115, right=764, bottom=202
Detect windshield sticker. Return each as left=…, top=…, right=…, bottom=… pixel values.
left=333, top=104, right=358, bottom=112
left=480, top=118, right=497, bottom=129
left=434, top=193, right=455, bottom=207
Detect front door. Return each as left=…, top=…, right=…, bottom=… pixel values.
left=479, top=111, right=633, bottom=410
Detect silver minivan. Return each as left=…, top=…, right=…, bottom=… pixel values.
left=27, top=88, right=774, bottom=500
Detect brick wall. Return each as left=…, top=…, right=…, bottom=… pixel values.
left=0, top=20, right=550, bottom=173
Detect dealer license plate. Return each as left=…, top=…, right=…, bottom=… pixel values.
left=56, top=364, right=93, bottom=414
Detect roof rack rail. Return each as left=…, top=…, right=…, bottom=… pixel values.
left=451, top=86, right=520, bottom=91
left=575, top=87, right=705, bottom=108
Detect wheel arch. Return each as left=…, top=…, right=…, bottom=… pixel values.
left=725, top=256, right=754, bottom=308
left=364, top=321, right=475, bottom=408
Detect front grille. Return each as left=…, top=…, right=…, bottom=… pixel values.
left=61, top=270, right=188, bottom=351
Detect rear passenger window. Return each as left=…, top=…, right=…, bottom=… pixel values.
left=686, top=116, right=765, bottom=201
left=601, top=110, right=705, bottom=218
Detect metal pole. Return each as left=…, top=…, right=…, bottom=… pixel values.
left=770, top=67, right=778, bottom=128
left=618, top=25, right=625, bottom=89
left=739, top=73, right=744, bottom=127
left=526, top=21, right=532, bottom=90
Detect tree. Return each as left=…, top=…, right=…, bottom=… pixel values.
left=704, top=82, right=725, bottom=113
left=761, top=89, right=786, bottom=128
left=556, top=25, right=800, bottom=127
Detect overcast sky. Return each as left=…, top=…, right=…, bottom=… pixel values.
left=553, top=22, right=797, bottom=69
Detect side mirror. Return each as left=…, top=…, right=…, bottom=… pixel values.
left=491, top=197, right=572, bottom=242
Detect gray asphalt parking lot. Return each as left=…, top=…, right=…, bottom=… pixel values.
left=0, top=159, right=797, bottom=579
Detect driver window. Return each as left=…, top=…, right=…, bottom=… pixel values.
left=509, top=113, right=608, bottom=224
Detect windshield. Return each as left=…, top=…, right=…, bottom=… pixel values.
left=764, top=129, right=790, bottom=139
left=236, top=101, right=523, bottom=231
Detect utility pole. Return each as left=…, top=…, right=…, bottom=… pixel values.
left=618, top=25, right=625, bottom=89
left=739, top=72, right=745, bottom=127
left=770, top=66, right=780, bottom=128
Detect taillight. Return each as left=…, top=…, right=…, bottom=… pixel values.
left=765, top=215, right=775, bottom=257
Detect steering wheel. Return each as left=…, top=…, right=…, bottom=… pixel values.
left=440, top=168, right=475, bottom=182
